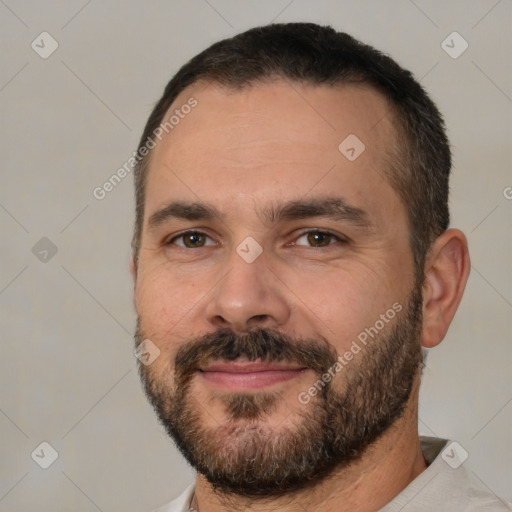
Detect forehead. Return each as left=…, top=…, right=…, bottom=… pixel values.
left=143, top=79, right=404, bottom=228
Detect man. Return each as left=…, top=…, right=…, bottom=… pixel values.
left=130, top=23, right=510, bottom=511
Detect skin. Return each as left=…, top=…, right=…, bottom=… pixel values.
left=131, top=79, right=470, bottom=511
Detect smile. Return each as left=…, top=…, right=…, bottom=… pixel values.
left=198, top=361, right=308, bottom=391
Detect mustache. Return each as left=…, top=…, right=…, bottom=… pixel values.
left=173, top=327, right=339, bottom=385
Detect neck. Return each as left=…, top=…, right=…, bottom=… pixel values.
left=192, top=380, right=426, bottom=512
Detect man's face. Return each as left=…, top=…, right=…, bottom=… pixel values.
left=133, top=80, right=423, bottom=496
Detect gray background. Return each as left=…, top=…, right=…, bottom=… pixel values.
left=1, top=1, right=511, bottom=510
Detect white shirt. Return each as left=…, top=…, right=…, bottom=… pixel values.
left=153, top=437, right=511, bottom=511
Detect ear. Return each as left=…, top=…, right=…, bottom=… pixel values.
left=421, top=229, right=471, bottom=348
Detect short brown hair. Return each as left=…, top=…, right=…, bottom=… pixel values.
left=132, top=23, right=451, bottom=278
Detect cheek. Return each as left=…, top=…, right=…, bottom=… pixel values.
left=288, top=263, right=399, bottom=352
left=135, top=267, right=200, bottom=354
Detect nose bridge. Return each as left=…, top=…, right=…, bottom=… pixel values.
left=205, top=242, right=290, bottom=332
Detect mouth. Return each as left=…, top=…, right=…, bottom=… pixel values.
left=198, top=360, right=309, bottom=391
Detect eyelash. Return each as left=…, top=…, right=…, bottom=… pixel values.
left=165, top=230, right=348, bottom=249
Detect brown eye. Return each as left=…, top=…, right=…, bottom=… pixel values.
left=307, top=231, right=332, bottom=247
left=168, top=231, right=215, bottom=248
left=294, top=230, right=343, bottom=248
left=183, top=232, right=205, bottom=248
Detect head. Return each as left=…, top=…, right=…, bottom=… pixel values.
left=131, top=23, right=469, bottom=498
left=132, top=22, right=452, bottom=276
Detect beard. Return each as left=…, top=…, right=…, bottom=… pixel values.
left=136, top=283, right=424, bottom=499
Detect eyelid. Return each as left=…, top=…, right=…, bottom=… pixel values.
left=165, top=228, right=348, bottom=249
left=291, top=229, right=349, bottom=247
left=166, top=230, right=217, bottom=247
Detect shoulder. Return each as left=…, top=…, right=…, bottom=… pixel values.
left=152, top=483, right=195, bottom=512
left=380, top=437, right=511, bottom=511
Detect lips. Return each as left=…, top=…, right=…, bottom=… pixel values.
left=198, top=360, right=308, bottom=390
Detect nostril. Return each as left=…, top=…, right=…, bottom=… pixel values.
left=213, top=315, right=231, bottom=327
left=251, top=315, right=268, bottom=322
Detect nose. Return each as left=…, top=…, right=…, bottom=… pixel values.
left=204, top=249, right=291, bottom=333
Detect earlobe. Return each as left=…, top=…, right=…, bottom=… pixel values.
left=420, top=229, right=471, bottom=348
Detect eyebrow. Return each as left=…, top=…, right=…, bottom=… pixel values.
left=147, top=197, right=372, bottom=231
